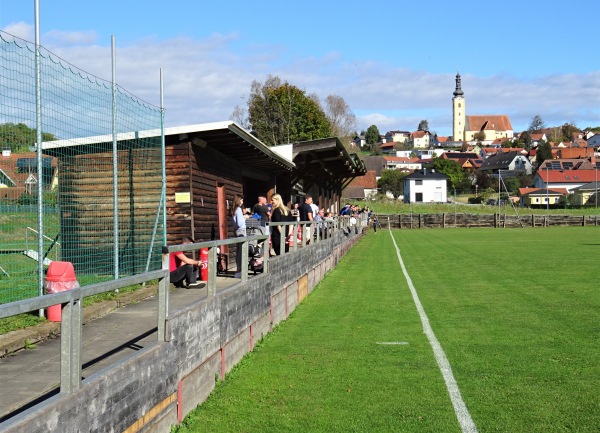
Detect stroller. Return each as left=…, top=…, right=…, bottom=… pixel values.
left=246, top=220, right=267, bottom=275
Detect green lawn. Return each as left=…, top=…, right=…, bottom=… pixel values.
left=174, top=227, right=600, bottom=433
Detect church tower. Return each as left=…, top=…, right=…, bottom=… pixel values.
left=452, top=72, right=465, bottom=142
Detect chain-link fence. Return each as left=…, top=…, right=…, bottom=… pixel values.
left=0, top=31, right=164, bottom=304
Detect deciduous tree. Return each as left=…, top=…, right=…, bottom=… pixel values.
left=417, top=119, right=429, bottom=131
left=377, top=169, right=406, bottom=199
left=0, top=123, right=57, bottom=153
left=473, top=130, right=486, bottom=142
left=528, top=115, right=545, bottom=133
left=536, top=141, right=552, bottom=167
left=430, top=157, right=465, bottom=190
left=323, top=95, right=356, bottom=140
left=561, top=122, right=578, bottom=142
left=245, top=75, right=331, bottom=146
left=365, top=125, right=380, bottom=146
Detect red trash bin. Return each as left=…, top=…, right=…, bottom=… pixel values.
left=199, top=248, right=209, bottom=281
left=45, top=261, right=79, bottom=322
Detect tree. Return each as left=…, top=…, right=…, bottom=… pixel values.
left=473, top=130, right=486, bottom=142
left=417, top=119, right=429, bottom=131
left=528, top=115, right=545, bottom=133
left=246, top=75, right=331, bottom=146
left=548, top=128, right=562, bottom=143
left=560, top=122, right=578, bottom=142
left=377, top=169, right=406, bottom=198
left=520, top=131, right=532, bottom=150
left=474, top=171, right=495, bottom=191
left=430, top=157, right=465, bottom=190
left=230, top=105, right=250, bottom=130
left=0, top=123, right=57, bottom=153
left=536, top=141, right=552, bottom=167
left=323, top=95, right=356, bottom=139
left=365, top=125, right=380, bottom=146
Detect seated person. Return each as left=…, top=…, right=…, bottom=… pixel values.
left=170, top=237, right=205, bottom=289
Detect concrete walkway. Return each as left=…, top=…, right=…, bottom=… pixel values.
left=0, top=275, right=241, bottom=423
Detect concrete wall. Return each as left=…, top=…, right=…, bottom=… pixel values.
left=2, top=231, right=361, bottom=433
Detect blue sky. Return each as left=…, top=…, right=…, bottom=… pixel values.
left=1, top=0, right=599, bottom=137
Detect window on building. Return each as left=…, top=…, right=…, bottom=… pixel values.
left=416, top=193, right=423, bottom=202
left=416, top=180, right=423, bottom=185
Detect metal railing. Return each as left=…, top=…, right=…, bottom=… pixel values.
left=162, top=234, right=271, bottom=296
left=0, top=269, right=168, bottom=394
left=0, top=214, right=365, bottom=399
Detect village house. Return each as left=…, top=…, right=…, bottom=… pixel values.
left=383, top=156, right=421, bottom=171
left=587, top=134, right=600, bottom=148
left=570, top=182, right=600, bottom=206
left=0, top=150, right=57, bottom=201
left=533, top=169, right=598, bottom=193
left=385, top=130, right=410, bottom=143
left=441, top=152, right=482, bottom=170
left=518, top=187, right=569, bottom=208
left=377, top=141, right=397, bottom=154
left=539, top=158, right=595, bottom=171
left=403, top=168, right=448, bottom=203
left=478, top=150, right=533, bottom=176
left=410, top=130, right=431, bottom=149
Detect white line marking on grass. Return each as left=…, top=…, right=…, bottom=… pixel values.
left=376, top=341, right=409, bottom=345
left=388, top=230, right=479, bottom=433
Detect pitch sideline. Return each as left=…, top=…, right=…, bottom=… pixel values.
left=387, top=229, right=479, bottom=433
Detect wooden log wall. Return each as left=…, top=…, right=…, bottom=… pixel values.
left=165, top=143, right=242, bottom=245
left=58, top=146, right=163, bottom=276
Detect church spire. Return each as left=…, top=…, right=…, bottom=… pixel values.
left=453, top=72, right=464, bottom=97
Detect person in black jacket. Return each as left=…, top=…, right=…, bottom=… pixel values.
left=270, top=194, right=292, bottom=255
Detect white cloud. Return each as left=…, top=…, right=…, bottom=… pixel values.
left=1, top=21, right=33, bottom=41
left=5, top=27, right=600, bottom=137
left=44, top=29, right=98, bottom=46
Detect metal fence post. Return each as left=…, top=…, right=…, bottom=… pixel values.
left=60, top=298, right=82, bottom=393
left=157, top=272, right=168, bottom=342
left=208, top=246, right=217, bottom=296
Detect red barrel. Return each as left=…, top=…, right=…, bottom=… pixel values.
left=45, top=261, right=79, bottom=322
left=199, top=248, right=209, bottom=281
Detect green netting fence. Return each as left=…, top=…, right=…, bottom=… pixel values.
left=0, top=31, right=165, bottom=304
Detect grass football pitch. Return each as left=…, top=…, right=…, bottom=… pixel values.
left=174, top=226, right=600, bottom=433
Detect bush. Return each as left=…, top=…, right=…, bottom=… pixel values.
left=18, top=192, right=36, bottom=205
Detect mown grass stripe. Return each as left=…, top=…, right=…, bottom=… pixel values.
left=389, top=228, right=479, bottom=433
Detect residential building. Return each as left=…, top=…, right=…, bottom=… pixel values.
left=410, top=130, right=431, bottom=149
left=533, top=169, right=598, bottom=193
left=555, top=146, right=594, bottom=159
left=587, top=134, right=600, bottom=148
left=518, top=187, right=569, bottom=207
left=538, top=158, right=595, bottom=171
left=570, top=182, right=600, bottom=206
left=0, top=151, right=57, bottom=200
left=385, top=130, right=410, bottom=143
left=343, top=170, right=378, bottom=200
left=382, top=156, right=421, bottom=171
left=378, top=142, right=397, bottom=154
left=403, top=169, right=448, bottom=203
left=478, top=151, right=533, bottom=176
left=353, top=135, right=366, bottom=148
